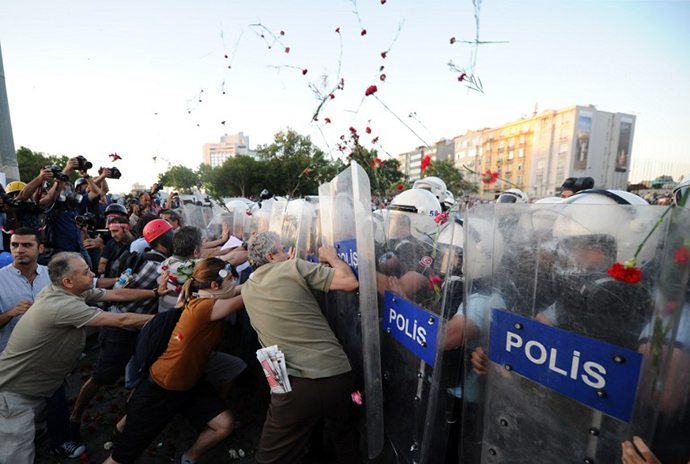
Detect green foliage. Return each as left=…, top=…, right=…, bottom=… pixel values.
left=256, top=129, right=335, bottom=197
left=344, top=133, right=406, bottom=197
left=16, top=146, right=78, bottom=183
left=157, top=165, right=200, bottom=194
left=422, top=160, right=476, bottom=196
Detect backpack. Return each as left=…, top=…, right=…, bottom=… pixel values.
left=135, top=307, right=184, bottom=373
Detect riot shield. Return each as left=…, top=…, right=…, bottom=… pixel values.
left=457, top=203, right=690, bottom=464
left=319, top=161, right=384, bottom=458
left=268, top=199, right=316, bottom=261
left=180, top=203, right=212, bottom=238
left=225, top=199, right=252, bottom=240
left=375, top=199, right=463, bottom=463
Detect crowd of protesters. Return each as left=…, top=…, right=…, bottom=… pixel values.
left=0, top=159, right=362, bottom=464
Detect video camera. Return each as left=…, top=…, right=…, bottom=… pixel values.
left=45, top=165, right=70, bottom=182
left=75, top=156, right=93, bottom=172
left=75, top=212, right=109, bottom=239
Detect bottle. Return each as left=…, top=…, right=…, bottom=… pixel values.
left=115, top=268, right=133, bottom=289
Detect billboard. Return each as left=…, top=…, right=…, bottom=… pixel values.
left=615, top=119, right=633, bottom=172
left=574, top=112, right=592, bottom=170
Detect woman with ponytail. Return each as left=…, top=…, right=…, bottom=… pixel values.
left=105, top=258, right=244, bottom=464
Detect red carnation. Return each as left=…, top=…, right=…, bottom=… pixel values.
left=304, top=167, right=310, bottom=175
left=284, top=47, right=290, bottom=53
left=349, top=126, right=357, bottom=133
left=381, top=51, right=387, bottom=58
left=420, top=155, right=432, bottom=172
left=335, top=27, right=340, bottom=33
left=224, top=54, right=228, bottom=59
left=397, top=183, right=404, bottom=191
left=370, top=158, right=382, bottom=169
left=450, top=37, right=456, bottom=44
left=608, top=262, right=643, bottom=284
left=324, top=118, right=331, bottom=123
left=330, top=94, right=335, bottom=99
left=302, top=69, right=308, bottom=75
left=674, top=247, right=690, bottom=264
left=365, top=85, right=378, bottom=96
left=366, top=127, right=372, bottom=134
left=458, top=73, right=467, bottom=82
left=381, top=0, right=386, bottom=3
left=372, top=136, right=379, bottom=144
left=380, top=73, right=386, bottom=82
left=480, top=169, right=499, bottom=184
left=280, top=30, right=285, bottom=36
left=361, top=29, right=367, bottom=36
left=434, top=211, right=449, bottom=225
left=428, top=275, right=443, bottom=289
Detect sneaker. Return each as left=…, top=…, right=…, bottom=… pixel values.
left=49, top=441, right=86, bottom=458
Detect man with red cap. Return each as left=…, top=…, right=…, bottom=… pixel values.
left=70, top=219, right=174, bottom=436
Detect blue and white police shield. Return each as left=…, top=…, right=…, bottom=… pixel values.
left=318, top=161, right=384, bottom=459
left=375, top=201, right=464, bottom=463
left=457, top=203, right=690, bottom=464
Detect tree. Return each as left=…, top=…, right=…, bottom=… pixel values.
left=257, top=129, right=329, bottom=197
left=158, top=165, right=200, bottom=194
left=16, top=146, right=77, bottom=183
left=422, top=160, right=476, bottom=196
left=341, top=130, right=406, bottom=197
left=215, top=155, right=262, bottom=198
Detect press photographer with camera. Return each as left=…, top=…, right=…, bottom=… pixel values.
left=39, top=157, right=109, bottom=268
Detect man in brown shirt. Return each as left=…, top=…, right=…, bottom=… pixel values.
left=242, top=231, right=361, bottom=464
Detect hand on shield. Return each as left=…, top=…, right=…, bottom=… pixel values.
left=318, top=245, right=338, bottom=265
left=470, top=347, right=489, bottom=376
left=621, top=437, right=661, bottom=464
left=221, top=222, right=230, bottom=242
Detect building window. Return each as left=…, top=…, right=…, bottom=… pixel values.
left=468, top=148, right=476, bottom=158
left=537, top=160, right=545, bottom=171
left=510, top=127, right=516, bottom=135
left=559, top=142, right=568, bottom=154
left=523, top=124, right=529, bottom=133
left=457, top=151, right=465, bottom=159
left=519, top=135, right=525, bottom=145
left=509, top=139, right=515, bottom=148
left=517, top=164, right=523, bottom=171
left=517, top=175, right=522, bottom=184
left=500, top=130, right=505, bottom=137
left=508, top=150, right=514, bottom=160
left=518, top=148, right=525, bottom=158
left=499, top=141, right=505, bottom=149
left=461, top=141, right=467, bottom=148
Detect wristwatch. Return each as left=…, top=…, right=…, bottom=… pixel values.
left=153, top=288, right=160, bottom=298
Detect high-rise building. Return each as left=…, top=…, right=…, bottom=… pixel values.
left=397, top=139, right=452, bottom=181
left=0, top=42, right=19, bottom=183
left=202, top=132, right=258, bottom=168
left=401, top=105, right=635, bottom=199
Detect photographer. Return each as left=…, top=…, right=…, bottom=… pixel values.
left=39, top=157, right=108, bottom=268
left=129, top=192, right=161, bottom=228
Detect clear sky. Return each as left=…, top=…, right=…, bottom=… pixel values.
left=1, top=0, right=688, bottom=191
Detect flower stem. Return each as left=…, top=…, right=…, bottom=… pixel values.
left=632, top=204, right=674, bottom=261
left=373, top=95, right=429, bottom=148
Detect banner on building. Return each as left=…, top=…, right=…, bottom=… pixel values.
left=615, top=119, right=633, bottom=173
left=574, top=112, right=592, bottom=170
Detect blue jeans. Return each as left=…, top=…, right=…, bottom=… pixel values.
left=45, top=384, right=71, bottom=448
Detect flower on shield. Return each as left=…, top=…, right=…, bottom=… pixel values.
left=434, top=211, right=449, bottom=225
left=674, top=246, right=690, bottom=265
left=351, top=391, right=362, bottom=405
left=607, top=259, right=642, bottom=284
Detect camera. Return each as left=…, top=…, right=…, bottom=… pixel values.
left=108, top=167, right=122, bottom=179
left=45, top=165, right=70, bottom=182
left=75, top=212, right=98, bottom=228
left=76, top=156, right=93, bottom=172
